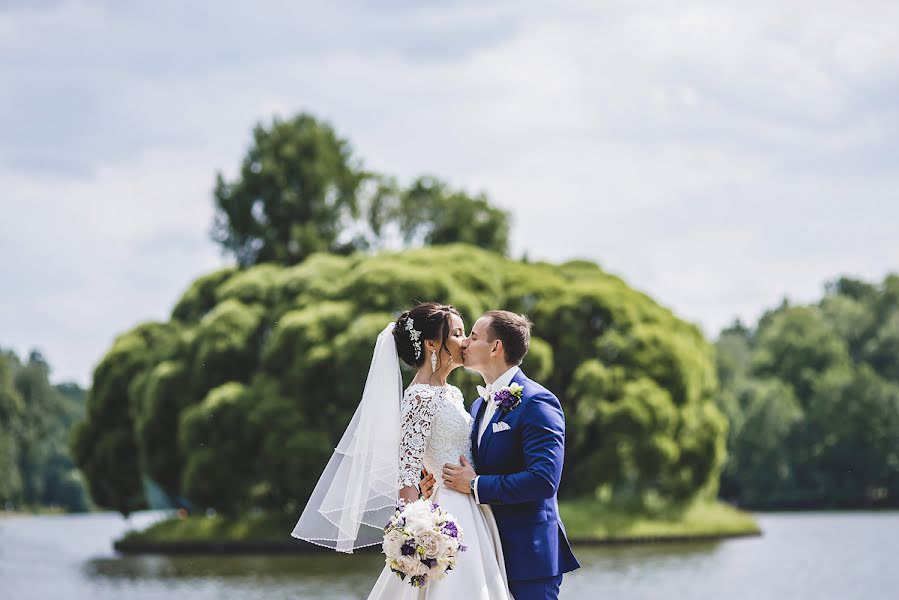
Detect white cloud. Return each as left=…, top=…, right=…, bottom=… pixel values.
left=2, top=0, right=898, bottom=384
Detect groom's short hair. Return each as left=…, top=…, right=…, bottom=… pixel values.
left=483, top=310, right=532, bottom=365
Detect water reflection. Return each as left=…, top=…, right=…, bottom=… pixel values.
left=84, top=553, right=385, bottom=580
left=5, top=512, right=899, bottom=600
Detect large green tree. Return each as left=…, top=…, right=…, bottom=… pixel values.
left=73, top=245, right=725, bottom=516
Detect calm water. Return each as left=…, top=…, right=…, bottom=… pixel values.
left=1, top=511, right=897, bottom=600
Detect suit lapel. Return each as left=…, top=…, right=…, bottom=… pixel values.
left=479, top=369, right=529, bottom=458
left=478, top=401, right=503, bottom=457
left=471, top=396, right=485, bottom=455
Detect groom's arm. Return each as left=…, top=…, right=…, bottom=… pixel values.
left=475, top=393, right=565, bottom=505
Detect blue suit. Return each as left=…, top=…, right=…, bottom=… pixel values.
left=471, top=369, right=580, bottom=599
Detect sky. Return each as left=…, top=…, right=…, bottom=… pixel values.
left=2, top=0, right=898, bottom=386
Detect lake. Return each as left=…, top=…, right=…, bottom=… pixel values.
left=1, top=511, right=897, bottom=599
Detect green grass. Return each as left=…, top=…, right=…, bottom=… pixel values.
left=559, top=498, right=761, bottom=540
left=0, top=506, right=69, bottom=517
left=123, top=499, right=760, bottom=544
left=122, top=511, right=297, bottom=542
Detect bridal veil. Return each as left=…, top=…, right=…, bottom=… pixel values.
left=292, top=322, right=403, bottom=553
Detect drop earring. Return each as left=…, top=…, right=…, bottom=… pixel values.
left=431, top=351, right=438, bottom=372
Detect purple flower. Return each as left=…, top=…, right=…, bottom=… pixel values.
left=458, top=544, right=468, bottom=552
left=494, top=389, right=520, bottom=411
left=421, top=558, right=438, bottom=568
left=401, top=541, right=416, bottom=556
left=441, top=521, right=459, bottom=538
left=492, top=384, right=523, bottom=412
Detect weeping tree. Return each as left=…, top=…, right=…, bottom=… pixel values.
left=72, top=245, right=725, bottom=515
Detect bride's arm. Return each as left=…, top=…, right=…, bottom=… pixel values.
left=397, top=389, right=438, bottom=502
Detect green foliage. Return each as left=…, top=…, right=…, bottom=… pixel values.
left=72, top=322, right=176, bottom=515
left=209, top=114, right=512, bottom=267
left=557, top=497, right=759, bottom=540
left=211, top=114, right=365, bottom=266
left=74, top=245, right=724, bottom=515
left=0, top=350, right=89, bottom=511
left=396, top=177, right=510, bottom=255
left=123, top=498, right=758, bottom=543
left=717, top=274, right=899, bottom=508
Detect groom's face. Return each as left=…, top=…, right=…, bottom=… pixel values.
left=461, top=316, right=498, bottom=372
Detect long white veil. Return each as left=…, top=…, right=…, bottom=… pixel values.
left=292, top=322, right=403, bottom=553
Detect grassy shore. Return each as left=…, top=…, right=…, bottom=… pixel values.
left=121, top=499, right=759, bottom=545
left=1, top=506, right=69, bottom=518
left=558, top=498, right=760, bottom=541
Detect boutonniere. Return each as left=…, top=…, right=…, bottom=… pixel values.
left=493, top=383, right=523, bottom=413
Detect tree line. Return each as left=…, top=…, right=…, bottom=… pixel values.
left=0, top=350, right=89, bottom=512
left=716, top=275, right=899, bottom=508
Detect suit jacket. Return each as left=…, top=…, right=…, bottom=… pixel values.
left=470, top=369, right=580, bottom=581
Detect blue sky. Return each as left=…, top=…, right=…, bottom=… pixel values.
left=2, top=0, right=898, bottom=386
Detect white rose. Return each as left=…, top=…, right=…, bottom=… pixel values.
left=398, top=555, right=426, bottom=576
left=401, top=500, right=433, bottom=529
left=416, top=529, right=442, bottom=558
left=428, top=563, right=446, bottom=581
left=435, top=532, right=455, bottom=556
left=382, top=530, right=405, bottom=559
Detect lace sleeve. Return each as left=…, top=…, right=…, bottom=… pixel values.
left=398, top=387, right=439, bottom=488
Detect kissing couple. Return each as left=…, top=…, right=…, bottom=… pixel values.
left=294, top=302, right=580, bottom=599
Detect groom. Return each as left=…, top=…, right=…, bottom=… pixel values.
left=437, top=310, right=580, bottom=599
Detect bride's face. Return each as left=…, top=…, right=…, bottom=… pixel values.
left=439, top=314, right=466, bottom=369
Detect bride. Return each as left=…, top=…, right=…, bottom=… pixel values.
left=293, top=302, right=512, bottom=599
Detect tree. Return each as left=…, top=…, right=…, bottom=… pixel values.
left=73, top=245, right=725, bottom=515
left=396, top=177, right=510, bottom=255
left=211, top=114, right=513, bottom=266
left=716, top=273, right=899, bottom=508
left=211, top=114, right=366, bottom=267
left=71, top=322, right=175, bottom=515
left=0, top=350, right=24, bottom=505
left=0, top=349, right=89, bottom=511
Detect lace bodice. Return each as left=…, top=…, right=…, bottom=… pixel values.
left=398, top=384, right=474, bottom=488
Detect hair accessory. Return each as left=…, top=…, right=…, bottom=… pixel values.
left=405, top=317, right=422, bottom=360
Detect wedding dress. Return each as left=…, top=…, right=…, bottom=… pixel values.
left=291, top=323, right=511, bottom=599
left=366, top=383, right=512, bottom=600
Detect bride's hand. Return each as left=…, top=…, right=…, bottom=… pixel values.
left=419, top=468, right=436, bottom=499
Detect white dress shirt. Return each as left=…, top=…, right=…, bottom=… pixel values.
left=473, top=365, right=520, bottom=503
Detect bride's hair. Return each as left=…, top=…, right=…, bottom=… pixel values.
left=393, top=302, right=462, bottom=369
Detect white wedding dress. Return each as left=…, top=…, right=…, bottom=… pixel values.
left=367, top=383, right=512, bottom=600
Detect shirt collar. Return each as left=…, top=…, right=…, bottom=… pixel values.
left=492, top=365, right=520, bottom=390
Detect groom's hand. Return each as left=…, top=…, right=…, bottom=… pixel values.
left=442, top=455, right=476, bottom=494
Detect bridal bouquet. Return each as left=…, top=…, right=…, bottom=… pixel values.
left=382, top=499, right=467, bottom=588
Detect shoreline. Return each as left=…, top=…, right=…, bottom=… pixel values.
left=111, top=499, right=763, bottom=555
